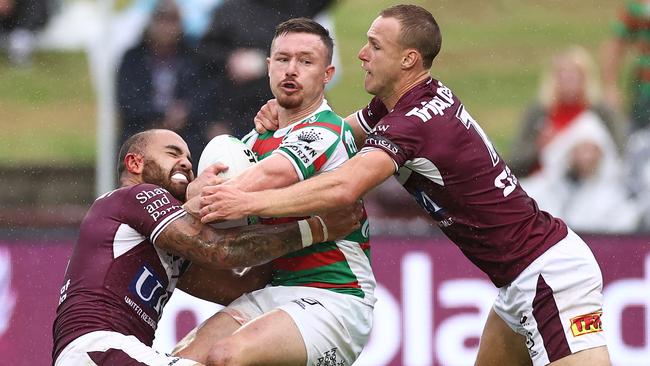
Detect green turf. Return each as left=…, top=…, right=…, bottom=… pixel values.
left=0, top=0, right=621, bottom=165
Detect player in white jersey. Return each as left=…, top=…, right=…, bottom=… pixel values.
left=173, top=18, right=375, bottom=366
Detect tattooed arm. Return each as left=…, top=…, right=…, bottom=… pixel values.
left=155, top=204, right=362, bottom=269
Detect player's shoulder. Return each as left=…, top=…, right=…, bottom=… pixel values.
left=389, top=78, right=460, bottom=124
left=105, top=183, right=171, bottom=204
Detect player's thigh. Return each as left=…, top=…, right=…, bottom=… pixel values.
left=208, top=308, right=307, bottom=366
left=475, top=308, right=531, bottom=366
left=174, top=311, right=242, bottom=362
left=548, top=346, right=610, bottom=366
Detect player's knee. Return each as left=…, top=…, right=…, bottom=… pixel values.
left=205, top=338, right=247, bottom=366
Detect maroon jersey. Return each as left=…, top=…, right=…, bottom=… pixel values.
left=52, top=184, right=190, bottom=361
left=357, top=77, right=567, bottom=287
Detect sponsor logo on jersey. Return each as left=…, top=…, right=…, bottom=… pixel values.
left=135, top=187, right=168, bottom=203
left=297, top=129, right=323, bottom=143
left=364, top=134, right=400, bottom=155
left=129, top=264, right=170, bottom=317
left=136, top=187, right=181, bottom=221
left=284, top=142, right=318, bottom=165
left=374, top=124, right=390, bottom=133
left=570, top=311, right=603, bottom=337
left=411, top=189, right=454, bottom=227
left=405, top=82, right=456, bottom=122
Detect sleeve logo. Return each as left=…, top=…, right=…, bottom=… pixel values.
left=569, top=311, right=603, bottom=337
left=364, top=134, right=400, bottom=155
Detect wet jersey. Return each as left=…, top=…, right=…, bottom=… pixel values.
left=356, top=78, right=567, bottom=287
left=52, top=184, right=190, bottom=361
left=242, top=100, right=375, bottom=304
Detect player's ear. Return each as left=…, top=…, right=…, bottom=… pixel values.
left=324, top=65, right=335, bottom=84
left=401, top=49, right=420, bottom=69
left=125, top=153, right=144, bottom=175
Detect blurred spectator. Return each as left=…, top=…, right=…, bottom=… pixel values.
left=116, top=0, right=213, bottom=162
left=196, top=0, right=335, bottom=138
left=623, top=125, right=650, bottom=231
left=521, top=114, right=641, bottom=234
left=510, top=46, right=625, bottom=177
left=175, top=0, right=222, bottom=45
left=602, top=0, right=650, bottom=132
left=0, top=0, right=50, bottom=66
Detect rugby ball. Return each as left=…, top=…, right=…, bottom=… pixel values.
left=197, top=134, right=258, bottom=178
left=197, top=134, right=258, bottom=231
left=198, top=135, right=258, bottom=276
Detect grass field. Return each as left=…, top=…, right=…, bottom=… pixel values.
left=0, top=0, right=620, bottom=166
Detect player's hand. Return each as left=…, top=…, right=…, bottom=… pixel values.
left=314, top=202, right=364, bottom=242
left=199, top=184, right=253, bottom=222
left=254, top=99, right=280, bottom=133
left=186, top=163, right=228, bottom=201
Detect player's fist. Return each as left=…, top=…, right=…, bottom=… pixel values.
left=186, top=163, right=228, bottom=200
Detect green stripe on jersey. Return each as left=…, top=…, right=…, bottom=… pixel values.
left=272, top=261, right=359, bottom=286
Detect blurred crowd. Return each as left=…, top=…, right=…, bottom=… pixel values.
left=6, top=0, right=650, bottom=235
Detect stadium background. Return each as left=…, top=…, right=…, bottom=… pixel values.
left=0, top=0, right=648, bottom=365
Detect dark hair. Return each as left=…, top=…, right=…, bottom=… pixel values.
left=380, top=4, right=442, bottom=69
left=117, top=130, right=151, bottom=177
left=273, top=17, right=334, bottom=64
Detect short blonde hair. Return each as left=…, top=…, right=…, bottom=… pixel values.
left=538, top=46, right=601, bottom=107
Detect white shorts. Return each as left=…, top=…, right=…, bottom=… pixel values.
left=54, top=331, right=198, bottom=366
left=493, top=229, right=606, bottom=366
left=222, top=285, right=374, bottom=366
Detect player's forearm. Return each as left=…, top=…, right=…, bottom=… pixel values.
left=250, top=174, right=355, bottom=217
left=161, top=214, right=321, bottom=268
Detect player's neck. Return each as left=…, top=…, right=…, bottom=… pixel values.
left=278, top=96, right=325, bottom=128
left=382, top=71, right=431, bottom=110
left=119, top=174, right=142, bottom=188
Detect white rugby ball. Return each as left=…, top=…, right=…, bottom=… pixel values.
left=197, top=134, right=257, bottom=230
left=197, top=134, right=257, bottom=178
left=198, top=135, right=258, bottom=276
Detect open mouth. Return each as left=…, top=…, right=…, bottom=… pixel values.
left=171, top=172, right=189, bottom=184
left=281, top=80, right=300, bottom=92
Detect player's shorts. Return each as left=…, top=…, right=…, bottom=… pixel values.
left=493, top=228, right=606, bottom=366
left=222, top=285, right=374, bottom=366
left=54, top=330, right=199, bottom=366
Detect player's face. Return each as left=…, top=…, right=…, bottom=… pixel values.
left=142, top=130, right=194, bottom=201
left=268, top=32, right=333, bottom=110
left=358, top=16, right=404, bottom=98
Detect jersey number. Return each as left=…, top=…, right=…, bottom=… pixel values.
left=456, top=105, right=499, bottom=167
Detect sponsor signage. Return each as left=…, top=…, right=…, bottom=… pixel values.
left=1, top=234, right=649, bottom=365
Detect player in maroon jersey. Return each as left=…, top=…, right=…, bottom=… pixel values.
left=200, top=5, right=611, bottom=366
left=52, top=129, right=361, bottom=366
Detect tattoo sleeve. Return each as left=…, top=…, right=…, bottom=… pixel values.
left=156, top=212, right=304, bottom=269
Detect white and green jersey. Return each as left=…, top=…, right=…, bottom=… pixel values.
left=242, top=100, right=375, bottom=304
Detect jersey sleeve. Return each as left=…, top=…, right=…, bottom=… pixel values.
left=274, top=121, right=342, bottom=180
left=241, top=129, right=259, bottom=149
left=122, top=184, right=187, bottom=244
left=355, top=97, right=389, bottom=134
left=360, top=115, right=423, bottom=171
